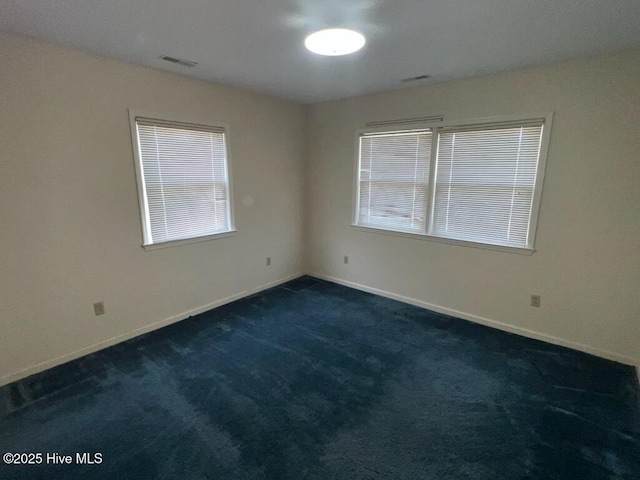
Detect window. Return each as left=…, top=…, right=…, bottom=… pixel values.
left=358, top=130, right=431, bottom=233
left=130, top=113, right=234, bottom=248
left=354, top=115, right=551, bottom=252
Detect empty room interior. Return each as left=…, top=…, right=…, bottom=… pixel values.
left=1, top=1, right=639, bottom=479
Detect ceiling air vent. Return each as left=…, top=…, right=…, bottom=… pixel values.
left=159, top=55, right=198, bottom=68
left=401, top=74, right=431, bottom=83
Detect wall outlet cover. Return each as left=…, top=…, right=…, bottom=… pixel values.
left=94, top=301, right=105, bottom=316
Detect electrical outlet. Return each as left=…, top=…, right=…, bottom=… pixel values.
left=266, top=257, right=271, bottom=266
left=530, top=295, right=541, bottom=308
left=344, top=255, right=349, bottom=264
left=94, top=301, right=105, bottom=316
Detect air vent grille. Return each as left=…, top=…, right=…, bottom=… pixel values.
left=159, top=55, right=198, bottom=68
left=401, top=74, right=431, bottom=83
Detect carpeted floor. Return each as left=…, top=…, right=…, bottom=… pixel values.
left=1, top=276, right=638, bottom=479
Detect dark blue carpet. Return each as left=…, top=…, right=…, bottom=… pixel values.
left=1, top=276, right=638, bottom=479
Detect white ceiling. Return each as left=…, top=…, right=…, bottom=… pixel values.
left=2, top=0, right=640, bottom=103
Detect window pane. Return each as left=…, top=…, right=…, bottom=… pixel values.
left=358, top=131, right=431, bottom=233
left=136, top=120, right=231, bottom=245
left=432, top=125, right=543, bottom=248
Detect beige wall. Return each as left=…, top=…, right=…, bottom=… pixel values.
left=306, top=50, right=640, bottom=364
left=0, top=33, right=306, bottom=383
left=1, top=33, right=638, bottom=384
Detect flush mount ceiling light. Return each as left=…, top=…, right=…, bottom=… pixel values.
left=304, top=28, right=366, bottom=56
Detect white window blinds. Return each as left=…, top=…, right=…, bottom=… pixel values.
left=134, top=117, right=232, bottom=246
left=354, top=116, right=549, bottom=251
left=432, top=123, right=543, bottom=248
left=358, top=131, right=432, bottom=233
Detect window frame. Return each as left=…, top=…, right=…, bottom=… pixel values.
left=352, top=113, right=553, bottom=254
left=128, top=110, right=236, bottom=251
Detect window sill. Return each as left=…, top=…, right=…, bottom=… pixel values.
left=142, top=230, right=237, bottom=251
left=351, top=225, right=535, bottom=255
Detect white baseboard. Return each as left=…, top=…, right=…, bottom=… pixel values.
left=309, top=272, right=640, bottom=367
left=3, top=272, right=637, bottom=388
left=0, top=273, right=303, bottom=387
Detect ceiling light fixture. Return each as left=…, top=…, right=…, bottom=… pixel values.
left=304, top=28, right=366, bottom=56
